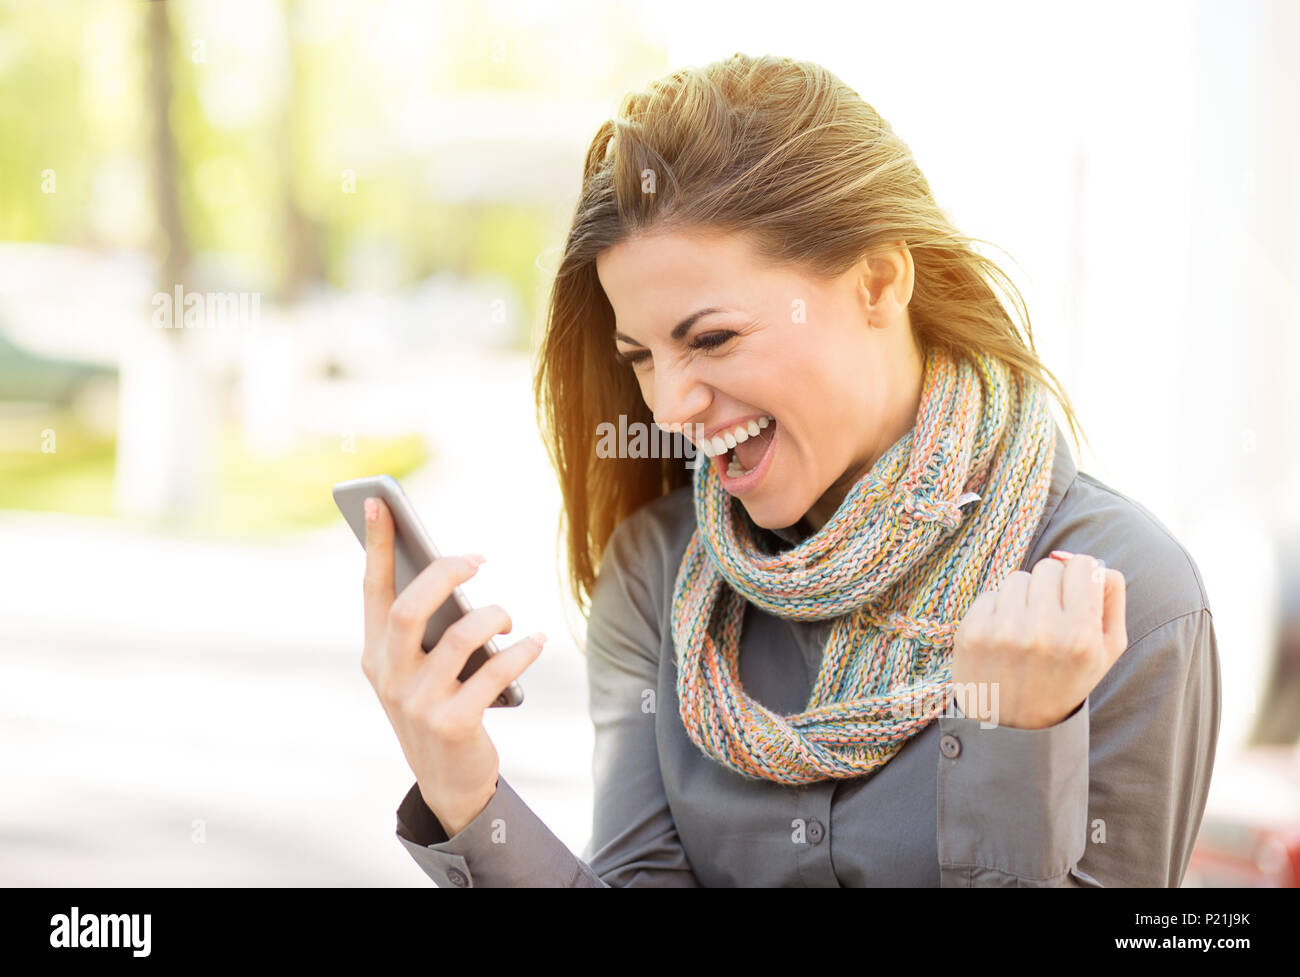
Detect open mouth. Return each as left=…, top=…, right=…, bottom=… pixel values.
left=714, top=417, right=777, bottom=489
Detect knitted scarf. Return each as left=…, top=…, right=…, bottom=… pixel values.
left=669, top=344, right=1057, bottom=785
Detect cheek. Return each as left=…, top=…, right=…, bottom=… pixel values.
left=776, top=373, right=858, bottom=468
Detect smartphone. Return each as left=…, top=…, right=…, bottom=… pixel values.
left=332, top=474, right=523, bottom=708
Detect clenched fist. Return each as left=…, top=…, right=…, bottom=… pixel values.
left=950, top=550, right=1128, bottom=730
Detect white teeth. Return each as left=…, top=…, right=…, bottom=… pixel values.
left=723, top=414, right=776, bottom=479
left=696, top=416, right=774, bottom=459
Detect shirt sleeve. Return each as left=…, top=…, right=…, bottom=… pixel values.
left=936, top=608, right=1220, bottom=887
left=391, top=508, right=699, bottom=887
left=394, top=774, right=606, bottom=887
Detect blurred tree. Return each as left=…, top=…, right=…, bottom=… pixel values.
left=115, top=0, right=214, bottom=524
left=149, top=0, right=188, bottom=293
left=279, top=0, right=322, bottom=302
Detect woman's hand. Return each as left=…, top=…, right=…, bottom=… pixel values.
left=950, top=551, right=1128, bottom=730
left=360, top=496, right=546, bottom=836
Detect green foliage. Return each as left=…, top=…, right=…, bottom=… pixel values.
left=0, top=409, right=430, bottom=537
left=211, top=428, right=430, bottom=537
left=0, top=0, right=671, bottom=346
left=0, top=412, right=117, bottom=514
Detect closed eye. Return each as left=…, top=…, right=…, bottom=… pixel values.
left=615, top=330, right=736, bottom=367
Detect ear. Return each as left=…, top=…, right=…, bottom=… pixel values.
left=859, top=242, right=914, bottom=322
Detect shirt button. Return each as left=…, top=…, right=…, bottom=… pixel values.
left=939, top=733, right=961, bottom=759
left=446, top=867, right=469, bottom=887
left=807, top=818, right=825, bottom=845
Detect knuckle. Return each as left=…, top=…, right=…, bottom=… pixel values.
left=1029, top=628, right=1056, bottom=655
left=1072, top=622, right=1096, bottom=651
left=420, top=706, right=447, bottom=736
left=478, top=652, right=511, bottom=683
left=990, top=620, right=1020, bottom=650
left=388, top=600, right=421, bottom=632
left=969, top=619, right=992, bottom=646
left=1045, top=621, right=1072, bottom=652
left=440, top=615, right=479, bottom=652
left=485, top=603, right=512, bottom=633
left=1057, top=625, right=1094, bottom=659
left=1029, top=624, right=1056, bottom=654
left=425, top=706, right=467, bottom=740
left=1065, top=647, right=1095, bottom=671
left=962, top=610, right=992, bottom=642
left=378, top=678, right=404, bottom=709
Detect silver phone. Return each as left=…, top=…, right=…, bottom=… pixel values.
left=332, top=474, right=523, bottom=708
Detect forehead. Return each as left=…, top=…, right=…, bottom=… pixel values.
left=598, top=229, right=799, bottom=339
left=596, top=228, right=763, bottom=288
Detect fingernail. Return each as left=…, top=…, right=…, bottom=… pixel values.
left=364, top=498, right=378, bottom=523
left=1049, top=549, right=1073, bottom=561
left=465, top=553, right=486, bottom=567
left=529, top=631, right=548, bottom=646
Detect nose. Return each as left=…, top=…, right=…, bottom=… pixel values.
left=651, top=358, right=711, bottom=437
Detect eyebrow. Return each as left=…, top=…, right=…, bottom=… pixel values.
left=613, top=307, right=725, bottom=347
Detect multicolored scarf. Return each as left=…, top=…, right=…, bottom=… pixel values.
left=669, top=344, right=1057, bottom=784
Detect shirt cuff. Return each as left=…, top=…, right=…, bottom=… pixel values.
left=937, top=696, right=1090, bottom=885
left=394, top=776, right=606, bottom=888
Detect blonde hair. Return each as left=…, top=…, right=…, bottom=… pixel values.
left=534, top=53, right=1090, bottom=616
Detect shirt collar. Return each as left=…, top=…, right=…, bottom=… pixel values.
left=760, top=419, right=1076, bottom=549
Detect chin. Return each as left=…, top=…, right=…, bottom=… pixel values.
left=738, top=496, right=805, bottom=533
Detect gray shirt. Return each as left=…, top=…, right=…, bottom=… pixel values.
left=393, top=419, right=1221, bottom=886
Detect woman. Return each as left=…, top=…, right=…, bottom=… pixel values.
left=363, top=53, right=1220, bottom=886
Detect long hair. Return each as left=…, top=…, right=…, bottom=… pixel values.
left=534, top=53, right=1090, bottom=618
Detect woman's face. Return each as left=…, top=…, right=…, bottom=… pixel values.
left=596, top=226, right=924, bottom=533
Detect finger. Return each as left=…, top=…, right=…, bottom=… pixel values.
left=955, top=589, right=997, bottom=642
left=952, top=589, right=996, bottom=681
left=419, top=603, right=513, bottom=694
left=388, top=555, right=488, bottom=666
left=1061, top=553, right=1105, bottom=634
left=992, top=570, right=1031, bottom=615
left=1100, top=567, right=1128, bottom=658
left=363, top=497, right=396, bottom=650
left=455, top=632, right=546, bottom=714
left=964, top=589, right=997, bottom=619
left=1026, top=556, right=1066, bottom=614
